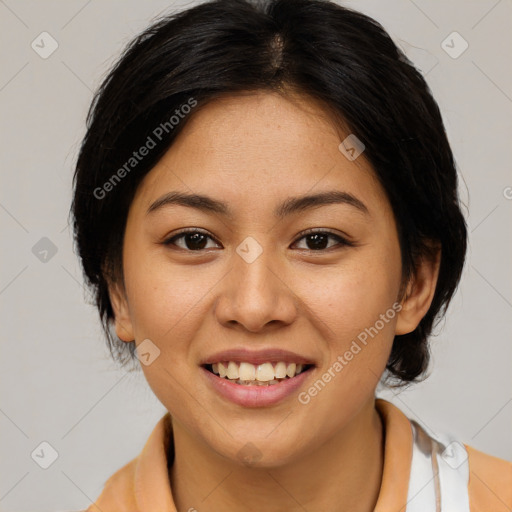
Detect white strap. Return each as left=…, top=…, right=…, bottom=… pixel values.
left=406, top=420, right=470, bottom=511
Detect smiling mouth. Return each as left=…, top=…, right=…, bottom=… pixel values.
left=203, top=361, right=314, bottom=386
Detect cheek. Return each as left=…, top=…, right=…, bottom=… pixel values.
left=123, top=246, right=207, bottom=341
left=122, top=254, right=208, bottom=410
left=292, top=262, right=400, bottom=430
left=294, top=246, right=402, bottom=386
left=302, top=255, right=400, bottom=333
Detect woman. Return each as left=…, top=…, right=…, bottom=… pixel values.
left=71, top=0, right=512, bottom=510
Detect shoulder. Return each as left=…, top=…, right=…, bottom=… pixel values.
left=465, top=444, right=512, bottom=512
left=376, top=398, right=512, bottom=510
left=84, top=412, right=173, bottom=511
left=85, top=457, right=139, bottom=512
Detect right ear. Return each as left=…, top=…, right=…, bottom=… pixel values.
left=108, top=281, right=135, bottom=342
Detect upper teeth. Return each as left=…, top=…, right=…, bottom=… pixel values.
left=211, top=361, right=305, bottom=381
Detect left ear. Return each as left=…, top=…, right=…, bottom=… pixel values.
left=395, top=244, right=441, bottom=336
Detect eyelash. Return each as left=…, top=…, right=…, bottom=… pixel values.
left=162, top=228, right=354, bottom=252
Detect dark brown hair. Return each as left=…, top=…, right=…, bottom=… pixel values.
left=71, top=0, right=467, bottom=385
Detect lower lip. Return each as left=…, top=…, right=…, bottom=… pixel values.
left=200, top=366, right=314, bottom=408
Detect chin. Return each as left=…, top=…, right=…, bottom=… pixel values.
left=210, top=429, right=309, bottom=469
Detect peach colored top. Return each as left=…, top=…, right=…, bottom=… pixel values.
left=85, top=399, right=512, bottom=511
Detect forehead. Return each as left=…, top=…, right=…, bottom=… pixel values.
left=131, top=91, right=388, bottom=219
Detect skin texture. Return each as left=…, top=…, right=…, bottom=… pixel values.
left=109, top=91, right=440, bottom=512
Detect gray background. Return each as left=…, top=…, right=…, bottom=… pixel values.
left=0, top=0, right=511, bottom=510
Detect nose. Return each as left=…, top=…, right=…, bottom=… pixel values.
left=214, top=244, right=298, bottom=333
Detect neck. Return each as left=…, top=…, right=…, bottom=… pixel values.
left=169, top=397, right=384, bottom=512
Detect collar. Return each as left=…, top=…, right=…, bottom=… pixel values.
left=131, top=398, right=414, bottom=511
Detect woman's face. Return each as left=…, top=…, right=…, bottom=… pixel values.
left=112, top=91, right=406, bottom=466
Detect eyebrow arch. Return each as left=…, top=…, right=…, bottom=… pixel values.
left=146, top=190, right=369, bottom=218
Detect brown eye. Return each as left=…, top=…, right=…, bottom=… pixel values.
left=293, top=230, right=353, bottom=251
left=164, top=229, right=220, bottom=251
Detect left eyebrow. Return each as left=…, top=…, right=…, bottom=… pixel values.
left=274, top=190, right=369, bottom=218
left=146, top=190, right=369, bottom=218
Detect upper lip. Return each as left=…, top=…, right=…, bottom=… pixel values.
left=200, top=348, right=316, bottom=366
